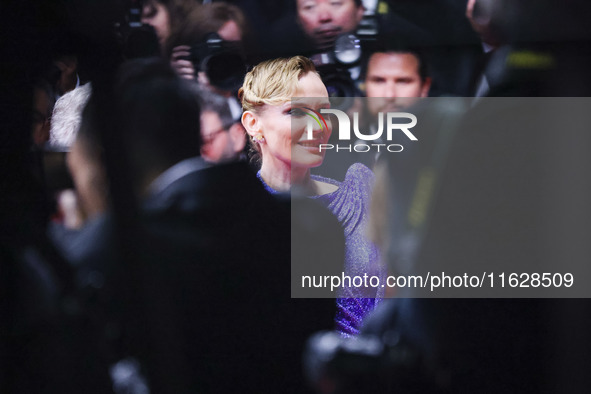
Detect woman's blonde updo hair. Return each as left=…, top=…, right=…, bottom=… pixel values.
left=238, top=56, right=318, bottom=113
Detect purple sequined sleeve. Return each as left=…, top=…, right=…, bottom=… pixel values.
left=312, top=163, right=385, bottom=336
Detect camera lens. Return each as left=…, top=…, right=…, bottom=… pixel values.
left=334, top=34, right=362, bottom=65
left=318, top=68, right=357, bottom=111
left=203, top=52, right=247, bottom=92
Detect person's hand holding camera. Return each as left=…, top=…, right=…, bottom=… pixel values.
left=170, top=45, right=195, bottom=80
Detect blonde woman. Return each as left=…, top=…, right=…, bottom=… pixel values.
left=239, top=56, right=384, bottom=336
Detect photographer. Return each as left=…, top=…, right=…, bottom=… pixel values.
left=166, top=2, right=248, bottom=87
left=139, top=0, right=248, bottom=95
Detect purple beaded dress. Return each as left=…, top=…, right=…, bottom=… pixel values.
left=258, top=163, right=384, bottom=336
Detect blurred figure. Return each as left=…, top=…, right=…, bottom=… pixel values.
left=296, top=0, right=365, bottom=51
left=194, top=86, right=246, bottom=163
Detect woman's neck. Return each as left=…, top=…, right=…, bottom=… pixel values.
left=259, top=160, right=313, bottom=193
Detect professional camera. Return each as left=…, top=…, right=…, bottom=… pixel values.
left=189, top=33, right=248, bottom=92
left=311, top=14, right=379, bottom=110
left=312, top=34, right=364, bottom=98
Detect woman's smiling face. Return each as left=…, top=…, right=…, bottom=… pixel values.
left=255, top=72, right=332, bottom=172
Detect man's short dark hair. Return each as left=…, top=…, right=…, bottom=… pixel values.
left=363, top=47, right=430, bottom=82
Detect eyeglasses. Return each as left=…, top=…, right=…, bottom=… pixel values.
left=201, top=122, right=235, bottom=145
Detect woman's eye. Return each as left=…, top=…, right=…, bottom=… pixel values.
left=288, top=108, right=306, bottom=117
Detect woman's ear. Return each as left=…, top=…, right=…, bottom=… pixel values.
left=241, top=111, right=260, bottom=138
